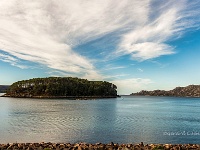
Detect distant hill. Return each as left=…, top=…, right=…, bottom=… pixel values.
left=0, top=85, right=10, bottom=93
left=3, top=77, right=118, bottom=98
left=131, top=85, right=200, bottom=97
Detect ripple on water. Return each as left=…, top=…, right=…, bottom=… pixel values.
left=1, top=97, right=200, bottom=143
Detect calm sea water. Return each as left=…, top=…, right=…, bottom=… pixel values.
left=0, top=95, right=200, bottom=144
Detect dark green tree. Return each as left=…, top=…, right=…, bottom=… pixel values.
left=6, top=77, right=117, bottom=97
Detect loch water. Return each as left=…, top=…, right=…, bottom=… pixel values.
left=0, top=95, right=200, bottom=144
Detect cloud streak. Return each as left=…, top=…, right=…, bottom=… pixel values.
left=0, top=0, right=199, bottom=80
left=116, top=0, right=200, bottom=60
left=0, top=53, right=27, bottom=69
left=0, top=0, right=149, bottom=79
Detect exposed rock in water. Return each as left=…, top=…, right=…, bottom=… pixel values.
left=131, top=85, right=200, bottom=97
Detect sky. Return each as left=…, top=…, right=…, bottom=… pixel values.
left=0, top=0, right=200, bottom=95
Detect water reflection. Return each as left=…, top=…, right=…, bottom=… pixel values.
left=0, top=96, right=200, bottom=143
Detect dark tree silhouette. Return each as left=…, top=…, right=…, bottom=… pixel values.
left=6, top=77, right=117, bottom=98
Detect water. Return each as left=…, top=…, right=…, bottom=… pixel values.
left=1, top=95, right=200, bottom=144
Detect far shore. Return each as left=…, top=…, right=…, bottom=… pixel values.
left=0, top=142, right=200, bottom=150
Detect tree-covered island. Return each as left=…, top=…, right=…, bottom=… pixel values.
left=3, top=77, right=118, bottom=99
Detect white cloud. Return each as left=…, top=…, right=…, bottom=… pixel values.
left=82, top=70, right=103, bottom=81
left=0, top=0, right=150, bottom=79
left=0, top=53, right=27, bottom=69
left=137, top=68, right=143, bottom=72
left=0, top=0, right=96, bottom=77
left=103, top=66, right=127, bottom=71
left=112, top=78, right=153, bottom=95
left=116, top=0, right=200, bottom=60
left=0, top=0, right=199, bottom=81
left=0, top=53, right=17, bottom=63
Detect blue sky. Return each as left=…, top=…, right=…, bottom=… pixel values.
left=0, top=0, right=200, bottom=94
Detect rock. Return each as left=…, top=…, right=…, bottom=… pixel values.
left=164, top=144, right=171, bottom=149
left=18, top=143, right=24, bottom=149
left=0, top=144, right=9, bottom=149
left=59, top=143, right=66, bottom=149
left=77, top=146, right=82, bottom=150
left=7, top=144, right=13, bottom=150
left=1, top=142, right=200, bottom=150
left=13, top=145, right=19, bottom=150
left=145, top=144, right=152, bottom=150
left=134, top=144, right=141, bottom=150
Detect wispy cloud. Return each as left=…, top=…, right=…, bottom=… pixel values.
left=137, top=68, right=143, bottom=72
left=116, top=0, right=200, bottom=61
left=103, top=65, right=127, bottom=71
left=112, top=78, right=153, bottom=95
left=0, top=0, right=199, bottom=80
left=0, top=53, right=17, bottom=63
left=0, top=0, right=149, bottom=79
left=0, top=53, right=27, bottom=69
left=105, top=73, right=130, bottom=81
left=149, top=60, right=170, bottom=69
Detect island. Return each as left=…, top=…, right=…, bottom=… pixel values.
left=131, top=85, right=200, bottom=97
left=3, top=77, right=118, bottom=99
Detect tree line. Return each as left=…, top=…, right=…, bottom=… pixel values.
left=6, top=77, right=117, bottom=97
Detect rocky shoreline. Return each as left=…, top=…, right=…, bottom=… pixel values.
left=1, top=142, right=200, bottom=150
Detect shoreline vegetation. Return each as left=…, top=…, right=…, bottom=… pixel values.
left=131, top=85, right=200, bottom=97
left=0, top=142, right=200, bottom=150
left=3, top=77, right=118, bottom=99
